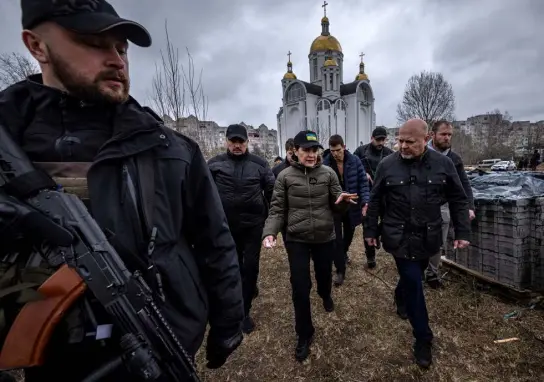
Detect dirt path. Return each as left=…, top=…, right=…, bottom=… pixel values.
left=197, top=228, right=544, bottom=382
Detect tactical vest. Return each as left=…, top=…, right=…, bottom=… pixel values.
left=0, top=162, right=90, bottom=347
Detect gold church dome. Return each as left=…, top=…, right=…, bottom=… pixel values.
left=324, top=58, right=338, bottom=67
left=310, top=6, right=342, bottom=54
left=283, top=72, right=297, bottom=80
left=356, top=73, right=368, bottom=81
left=310, top=35, right=342, bottom=54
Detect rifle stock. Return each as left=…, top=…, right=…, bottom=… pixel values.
left=0, top=265, right=85, bottom=369
left=0, top=124, right=201, bottom=381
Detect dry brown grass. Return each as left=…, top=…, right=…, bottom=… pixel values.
left=8, top=228, right=544, bottom=382
left=196, top=228, right=544, bottom=382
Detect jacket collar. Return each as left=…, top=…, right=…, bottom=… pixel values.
left=291, top=155, right=323, bottom=171
left=427, top=139, right=451, bottom=156
left=227, top=149, right=249, bottom=160
left=24, top=74, right=168, bottom=162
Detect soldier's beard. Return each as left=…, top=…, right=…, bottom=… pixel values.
left=48, top=47, right=130, bottom=104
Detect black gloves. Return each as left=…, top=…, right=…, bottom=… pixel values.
left=205, top=329, right=243, bottom=369
left=0, top=192, right=74, bottom=248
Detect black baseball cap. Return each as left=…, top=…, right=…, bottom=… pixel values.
left=372, top=127, right=388, bottom=139
left=226, top=124, right=248, bottom=141
left=294, top=130, right=323, bottom=149
left=21, top=0, right=152, bottom=48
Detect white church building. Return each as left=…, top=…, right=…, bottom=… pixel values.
left=276, top=3, right=376, bottom=156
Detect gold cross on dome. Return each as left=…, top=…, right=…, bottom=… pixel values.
left=287, top=51, right=292, bottom=61
left=360, top=52, right=365, bottom=62
left=322, top=1, right=328, bottom=16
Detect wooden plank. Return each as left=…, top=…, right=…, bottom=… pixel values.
left=441, top=257, right=537, bottom=299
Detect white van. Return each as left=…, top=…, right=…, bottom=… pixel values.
left=478, top=159, right=502, bottom=169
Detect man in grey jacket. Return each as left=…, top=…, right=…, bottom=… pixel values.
left=425, top=120, right=475, bottom=288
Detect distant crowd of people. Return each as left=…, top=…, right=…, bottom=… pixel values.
left=518, top=150, right=542, bottom=171
left=210, top=120, right=473, bottom=368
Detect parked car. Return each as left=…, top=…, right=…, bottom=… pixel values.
left=491, top=160, right=517, bottom=171
left=477, top=158, right=502, bottom=169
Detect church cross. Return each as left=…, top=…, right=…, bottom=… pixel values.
left=359, top=52, right=365, bottom=63
left=287, top=50, right=292, bottom=62
left=322, top=1, right=328, bottom=16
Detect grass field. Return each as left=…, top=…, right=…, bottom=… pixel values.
left=8, top=228, right=544, bottom=381
left=196, top=228, right=544, bottom=382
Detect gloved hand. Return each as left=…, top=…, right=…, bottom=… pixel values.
left=0, top=192, right=74, bottom=248
left=205, top=329, right=243, bottom=369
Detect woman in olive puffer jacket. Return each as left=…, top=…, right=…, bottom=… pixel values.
left=262, top=130, right=356, bottom=362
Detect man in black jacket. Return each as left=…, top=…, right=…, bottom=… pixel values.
left=0, top=1, right=244, bottom=380
left=425, top=120, right=475, bottom=288
left=365, top=119, right=471, bottom=369
left=208, top=125, right=275, bottom=334
left=354, top=127, right=394, bottom=267
left=272, top=138, right=295, bottom=178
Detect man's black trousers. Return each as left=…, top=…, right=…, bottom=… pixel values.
left=284, top=240, right=334, bottom=339
left=333, top=212, right=355, bottom=275
left=394, top=256, right=434, bottom=344
left=231, top=226, right=263, bottom=317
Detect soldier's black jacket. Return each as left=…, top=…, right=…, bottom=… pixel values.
left=0, top=75, right=243, bottom=380
left=365, top=149, right=471, bottom=260
left=208, top=151, right=275, bottom=233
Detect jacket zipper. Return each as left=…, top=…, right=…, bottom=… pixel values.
left=120, top=164, right=128, bottom=205
left=121, top=162, right=165, bottom=301
left=306, top=167, right=315, bottom=239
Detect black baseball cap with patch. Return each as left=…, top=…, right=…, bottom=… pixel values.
left=21, top=0, right=152, bottom=48
left=294, top=130, right=323, bottom=149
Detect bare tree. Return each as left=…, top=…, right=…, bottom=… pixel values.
left=451, top=127, right=479, bottom=165
left=528, top=122, right=544, bottom=152
left=149, top=20, right=209, bottom=123
left=0, top=52, right=39, bottom=89
left=396, top=71, right=455, bottom=126
left=306, top=117, right=329, bottom=147
left=478, top=109, right=515, bottom=160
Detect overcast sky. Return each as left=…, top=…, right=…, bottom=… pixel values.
left=0, top=0, right=542, bottom=130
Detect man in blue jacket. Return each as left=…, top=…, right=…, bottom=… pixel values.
left=324, top=135, right=370, bottom=285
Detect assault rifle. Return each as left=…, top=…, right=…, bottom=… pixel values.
left=0, top=123, right=201, bottom=382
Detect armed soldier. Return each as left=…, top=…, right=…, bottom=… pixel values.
left=0, top=1, right=244, bottom=380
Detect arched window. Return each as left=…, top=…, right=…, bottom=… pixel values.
left=359, top=84, right=372, bottom=106
left=335, top=99, right=347, bottom=113
left=287, top=83, right=304, bottom=102
left=317, top=99, right=331, bottom=112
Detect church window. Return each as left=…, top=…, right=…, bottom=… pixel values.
left=317, top=101, right=323, bottom=111
left=335, top=100, right=346, bottom=112
left=336, top=74, right=339, bottom=88
left=360, top=85, right=370, bottom=103
left=329, top=73, right=333, bottom=89
left=324, top=100, right=330, bottom=110
left=287, top=83, right=304, bottom=102
left=313, top=58, right=318, bottom=80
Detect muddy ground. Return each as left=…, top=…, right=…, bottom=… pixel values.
left=9, top=228, right=544, bottom=381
